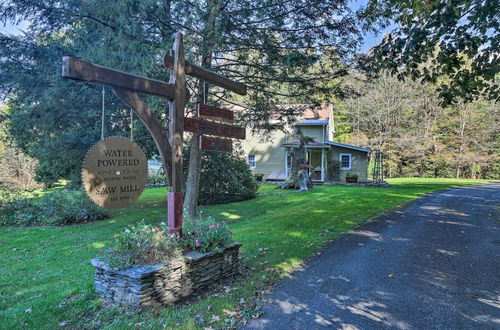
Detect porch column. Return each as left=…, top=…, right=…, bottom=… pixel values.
left=285, top=149, right=288, bottom=179
left=321, top=148, right=325, bottom=181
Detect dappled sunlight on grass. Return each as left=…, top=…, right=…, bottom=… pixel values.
left=276, top=257, right=303, bottom=273
left=91, top=242, right=106, bottom=249
left=219, top=212, right=242, bottom=220
left=288, top=231, right=306, bottom=238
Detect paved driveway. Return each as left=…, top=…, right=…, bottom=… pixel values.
left=245, top=183, right=500, bottom=329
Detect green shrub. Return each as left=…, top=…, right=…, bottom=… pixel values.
left=0, top=190, right=109, bottom=226
left=254, top=173, right=265, bottom=182
left=101, top=214, right=233, bottom=269
left=346, top=171, right=359, bottom=179
left=328, top=159, right=341, bottom=181
left=148, top=173, right=167, bottom=186
left=198, top=151, right=259, bottom=205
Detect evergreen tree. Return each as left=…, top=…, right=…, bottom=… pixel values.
left=1, top=1, right=365, bottom=214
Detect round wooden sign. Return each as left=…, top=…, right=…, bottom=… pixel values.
left=82, top=136, right=148, bottom=209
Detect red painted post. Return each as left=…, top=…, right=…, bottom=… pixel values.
left=168, top=192, right=183, bottom=234
left=168, top=32, right=187, bottom=234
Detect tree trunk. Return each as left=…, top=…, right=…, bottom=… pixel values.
left=183, top=0, right=219, bottom=219
left=280, top=128, right=313, bottom=190
left=184, top=74, right=209, bottom=219
left=184, top=133, right=202, bottom=219
left=297, top=168, right=309, bottom=191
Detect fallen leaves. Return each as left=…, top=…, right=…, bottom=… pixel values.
left=194, top=314, right=205, bottom=325
left=209, top=315, right=220, bottom=324
left=223, top=309, right=242, bottom=319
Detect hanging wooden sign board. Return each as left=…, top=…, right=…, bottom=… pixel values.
left=63, top=32, right=249, bottom=234
left=184, top=117, right=245, bottom=140
left=82, top=136, right=148, bottom=209
left=198, top=104, right=234, bottom=123
left=199, top=135, right=232, bottom=152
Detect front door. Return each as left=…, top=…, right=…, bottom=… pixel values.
left=308, top=149, right=325, bottom=181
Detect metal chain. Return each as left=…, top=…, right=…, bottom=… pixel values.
left=101, top=86, right=105, bottom=140
left=203, top=81, right=206, bottom=104
left=130, top=107, right=134, bottom=141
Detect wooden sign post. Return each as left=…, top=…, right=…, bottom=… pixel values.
left=62, top=32, right=247, bottom=234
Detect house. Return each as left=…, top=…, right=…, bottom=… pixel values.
left=240, top=104, right=371, bottom=183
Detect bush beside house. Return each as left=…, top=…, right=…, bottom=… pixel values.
left=198, top=151, right=259, bottom=205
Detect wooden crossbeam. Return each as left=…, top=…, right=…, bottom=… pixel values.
left=62, top=57, right=175, bottom=99
left=112, top=88, right=172, bottom=183
left=164, top=55, right=247, bottom=95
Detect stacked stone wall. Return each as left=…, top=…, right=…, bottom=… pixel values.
left=91, top=242, right=241, bottom=307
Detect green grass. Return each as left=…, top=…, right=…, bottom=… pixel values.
left=0, top=178, right=491, bottom=329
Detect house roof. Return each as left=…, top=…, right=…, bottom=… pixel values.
left=325, top=141, right=371, bottom=153
left=281, top=140, right=371, bottom=152
left=298, top=119, right=329, bottom=125
left=230, top=104, right=332, bottom=123
left=297, top=104, right=331, bottom=121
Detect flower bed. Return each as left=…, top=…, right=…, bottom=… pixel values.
left=91, top=242, right=241, bottom=307
left=92, top=217, right=240, bottom=307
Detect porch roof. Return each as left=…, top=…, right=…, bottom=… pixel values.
left=325, top=140, right=371, bottom=153
left=281, top=142, right=329, bottom=148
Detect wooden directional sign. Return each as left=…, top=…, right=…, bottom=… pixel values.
left=62, top=31, right=249, bottom=235
left=184, top=117, right=245, bottom=140
left=199, top=136, right=232, bottom=152
left=198, top=104, right=234, bottom=123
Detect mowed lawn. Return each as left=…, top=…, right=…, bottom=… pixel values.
left=0, top=178, right=490, bottom=329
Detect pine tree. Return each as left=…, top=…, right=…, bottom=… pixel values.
left=1, top=0, right=364, bottom=213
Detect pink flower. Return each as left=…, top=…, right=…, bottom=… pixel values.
left=154, top=227, right=161, bottom=232
left=114, top=234, right=119, bottom=238
left=99, top=251, right=103, bottom=256
left=217, top=223, right=221, bottom=227
left=195, top=240, right=201, bottom=247
left=209, top=225, right=216, bottom=229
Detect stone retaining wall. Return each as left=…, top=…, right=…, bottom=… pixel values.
left=91, top=242, right=241, bottom=307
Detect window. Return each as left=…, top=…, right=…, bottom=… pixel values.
left=247, top=154, right=256, bottom=168
left=286, top=153, right=292, bottom=171
left=339, top=153, right=352, bottom=170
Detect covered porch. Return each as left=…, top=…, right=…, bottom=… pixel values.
left=283, top=142, right=328, bottom=182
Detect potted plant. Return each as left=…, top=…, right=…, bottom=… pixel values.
left=92, top=215, right=240, bottom=307
left=254, top=172, right=265, bottom=182
left=345, top=171, right=358, bottom=183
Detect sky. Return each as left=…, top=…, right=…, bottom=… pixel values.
left=0, top=0, right=395, bottom=53
left=1, top=23, right=392, bottom=54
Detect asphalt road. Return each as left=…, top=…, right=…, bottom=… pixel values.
left=245, top=182, right=500, bottom=329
